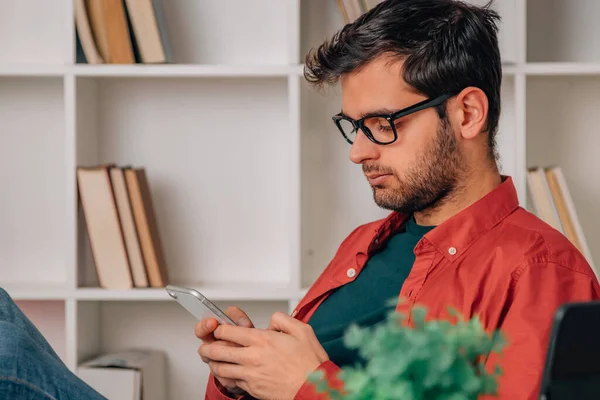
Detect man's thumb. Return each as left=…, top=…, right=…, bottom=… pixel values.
left=225, top=306, right=254, bottom=328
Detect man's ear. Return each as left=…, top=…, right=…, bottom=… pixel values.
left=452, top=87, right=489, bottom=140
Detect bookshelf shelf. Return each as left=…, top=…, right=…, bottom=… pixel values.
left=0, top=64, right=65, bottom=77
left=4, top=284, right=299, bottom=302
left=70, top=64, right=295, bottom=78
left=3, top=284, right=71, bottom=301
left=1, top=0, right=598, bottom=398
left=524, top=62, right=600, bottom=76
left=501, top=64, right=518, bottom=75
left=0, top=63, right=528, bottom=79
left=295, top=63, right=519, bottom=77
left=75, top=283, right=296, bottom=301
left=8, top=62, right=600, bottom=79
left=291, top=64, right=306, bottom=76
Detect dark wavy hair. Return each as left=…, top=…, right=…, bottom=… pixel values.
left=304, top=0, right=502, bottom=159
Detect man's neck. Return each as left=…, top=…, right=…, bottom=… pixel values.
left=413, top=168, right=502, bottom=227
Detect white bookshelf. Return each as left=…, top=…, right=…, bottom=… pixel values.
left=0, top=0, right=598, bottom=398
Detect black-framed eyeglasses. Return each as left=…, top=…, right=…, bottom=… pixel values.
left=332, top=94, right=453, bottom=145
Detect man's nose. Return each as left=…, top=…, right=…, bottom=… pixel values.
left=349, top=128, right=379, bottom=164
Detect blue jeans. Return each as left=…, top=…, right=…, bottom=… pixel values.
left=0, top=288, right=106, bottom=399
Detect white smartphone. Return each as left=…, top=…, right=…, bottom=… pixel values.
left=165, top=285, right=237, bottom=326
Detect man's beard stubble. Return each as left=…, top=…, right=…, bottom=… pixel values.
left=364, top=118, right=465, bottom=216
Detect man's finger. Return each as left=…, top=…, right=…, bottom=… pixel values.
left=198, top=340, right=241, bottom=364
left=225, top=306, right=254, bottom=328
left=268, top=312, right=329, bottom=364
left=267, top=311, right=304, bottom=336
left=214, top=324, right=259, bottom=347
left=198, top=344, right=211, bottom=364
left=195, top=318, right=219, bottom=341
left=208, top=361, right=245, bottom=381
left=199, top=342, right=249, bottom=364
left=213, top=339, right=242, bottom=348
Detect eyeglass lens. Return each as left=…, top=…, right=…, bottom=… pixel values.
left=339, top=117, right=395, bottom=144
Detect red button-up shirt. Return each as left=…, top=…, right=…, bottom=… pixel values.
left=206, top=176, right=600, bottom=400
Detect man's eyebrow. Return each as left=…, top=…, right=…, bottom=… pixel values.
left=359, top=108, right=398, bottom=118
left=340, top=108, right=399, bottom=119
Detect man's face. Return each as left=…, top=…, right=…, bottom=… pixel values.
left=340, top=56, right=465, bottom=215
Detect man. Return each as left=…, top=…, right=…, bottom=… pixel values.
left=0, top=288, right=106, bottom=398
left=197, top=0, right=600, bottom=399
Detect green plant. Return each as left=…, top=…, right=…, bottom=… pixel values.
left=308, top=303, right=505, bottom=400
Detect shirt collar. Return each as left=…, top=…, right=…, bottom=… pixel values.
left=422, top=175, right=520, bottom=261
left=367, top=212, right=407, bottom=255
left=368, top=176, right=520, bottom=261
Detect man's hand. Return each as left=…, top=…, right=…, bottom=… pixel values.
left=195, top=306, right=254, bottom=396
left=199, top=311, right=329, bottom=400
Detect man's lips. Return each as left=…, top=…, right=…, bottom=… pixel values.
left=366, top=173, right=392, bottom=185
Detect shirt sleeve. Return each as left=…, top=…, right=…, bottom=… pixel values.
left=205, top=361, right=344, bottom=400
left=205, top=374, right=247, bottom=400
left=293, top=360, right=345, bottom=400
left=481, top=261, right=600, bottom=400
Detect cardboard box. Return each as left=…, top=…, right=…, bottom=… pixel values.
left=78, top=349, right=167, bottom=400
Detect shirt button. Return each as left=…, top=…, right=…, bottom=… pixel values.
left=448, top=247, right=457, bottom=255
left=347, top=268, right=356, bottom=278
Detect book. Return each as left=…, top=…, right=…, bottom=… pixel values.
left=110, top=167, right=149, bottom=288
left=77, top=166, right=134, bottom=289
left=124, top=168, right=169, bottom=287
left=342, top=0, right=365, bottom=22
left=527, top=166, right=564, bottom=233
left=75, top=0, right=104, bottom=64
left=336, top=0, right=350, bottom=24
left=546, top=166, right=596, bottom=275
left=527, top=165, right=597, bottom=279
left=361, top=0, right=384, bottom=10
left=151, top=0, right=173, bottom=63
left=337, top=0, right=384, bottom=24
left=544, top=167, right=581, bottom=251
left=123, top=2, right=143, bottom=63
left=86, top=0, right=135, bottom=64
left=123, top=0, right=168, bottom=63
left=123, top=0, right=173, bottom=63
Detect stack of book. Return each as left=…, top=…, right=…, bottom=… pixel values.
left=75, top=0, right=172, bottom=64
left=77, top=164, right=169, bottom=290
left=336, top=0, right=385, bottom=23
left=527, top=166, right=596, bottom=273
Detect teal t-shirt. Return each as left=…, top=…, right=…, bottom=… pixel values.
left=307, top=217, right=435, bottom=368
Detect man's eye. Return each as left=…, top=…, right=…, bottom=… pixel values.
left=378, top=123, right=393, bottom=132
